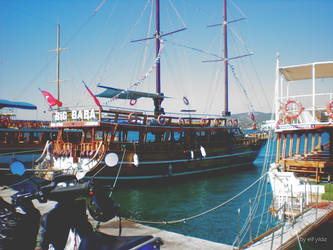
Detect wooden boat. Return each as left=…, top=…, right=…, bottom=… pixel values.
left=268, top=58, right=333, bottom=218
left=0, top=100, right=56, bottom=162
left=34, top=0, right=266, bottom=182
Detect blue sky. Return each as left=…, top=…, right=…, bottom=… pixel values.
left=1, top=0, right=333, bottom=119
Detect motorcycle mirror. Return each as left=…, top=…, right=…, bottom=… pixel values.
left=9, top=161, right=26, bottom=176
left=105, top=153, right=118, bottom=167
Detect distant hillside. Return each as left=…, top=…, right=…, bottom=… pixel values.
left=231, top=112, right=273, bottom=129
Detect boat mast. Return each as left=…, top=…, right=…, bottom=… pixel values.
left=156, top=0, right=161, bottom=95
left=154, top=0, right=164, bottom=116
left=56, top=24, right=61, bottom=102
left=49, top=24, right=66, bottom=105
left=223, top=0, right=230, bottom=117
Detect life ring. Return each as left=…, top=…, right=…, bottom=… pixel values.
left=228, top=120, right=233, bottom=127
left=200, top=119, right=209, bottom=127
left=157, top=115, right=166, bottom=126
left=284, top=100, right=303, bottom=119
left=213, top=119, right=219, bottom=127
left=178, top=118, right=185, bottom=126
left=233, top=119, right=238, bottom=128
left=129, top=99, right=137, bottom=106
left=326, top=101, right=333, bottom=119
left=128, top=113, right=138, bottom=124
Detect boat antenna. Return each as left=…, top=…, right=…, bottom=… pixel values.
left=131, top=0, right=186, bottom=117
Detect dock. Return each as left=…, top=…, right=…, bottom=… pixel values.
left=244, top=203, right=333, bottom=249
left=0, top=187, right=232, bottom=250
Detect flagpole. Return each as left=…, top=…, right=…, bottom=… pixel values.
left=49, top=24, right=67, bottom=109
left=57, top=24, right=60, bottom=102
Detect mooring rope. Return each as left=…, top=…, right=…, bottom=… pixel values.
left=123, top=172, right=268, bottom=225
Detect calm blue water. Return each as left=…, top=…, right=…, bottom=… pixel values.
left=112, top=144, right=277, bottom=246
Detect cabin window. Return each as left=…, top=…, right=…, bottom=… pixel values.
left=146, top=132, right=156, bottom=143
left=174, top=131, right=185, bottom=142
left=114, top=131, right=126, bottom=142
left=127, top=131, right=139, bottom=143
left=95, top=131, right=103, bottom=140
left=163, top=131, right=173, bottom=142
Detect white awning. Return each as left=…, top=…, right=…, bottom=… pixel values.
left=279, top=61, right=333, bottom=81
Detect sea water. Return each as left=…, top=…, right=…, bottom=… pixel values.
left=112, top=144, right=276, bottom=246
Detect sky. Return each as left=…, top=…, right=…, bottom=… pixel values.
left=1, top=0, right=333, bottom=120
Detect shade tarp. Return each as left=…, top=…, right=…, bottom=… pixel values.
left=280, top=61, right=333, bottom=81
left=96, top=85, right=166, bottom=100
left=0, top=99, right=37, bottom=110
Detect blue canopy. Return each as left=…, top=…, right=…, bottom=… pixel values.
left=0, top=99, right=37, bottom=110
left=96, top=85, right=167, bottom=100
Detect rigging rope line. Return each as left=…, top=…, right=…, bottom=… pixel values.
left=230, top=0, right=247, bottom=19
left=164, top=39, right=220, bottom=58
left=105, top=39, right=165, bottom=105
left=229, top=63, right=255, bottom=113
left=233, top=128, right=275, bottom=247
left=122, top=172, right=268, bottom=225
left=168, top=0, right=187, bottom=28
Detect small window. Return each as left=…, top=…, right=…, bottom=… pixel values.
left=127, top=131, right=140, bottom=143
left=146, top=132, right=156, bottom=142
left=95, top=131, right=103, bottom=140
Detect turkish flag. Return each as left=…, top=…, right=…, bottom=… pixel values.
left=39, top=89, right=62, bottom=108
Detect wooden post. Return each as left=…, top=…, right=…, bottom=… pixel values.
left=296, top=134, right=300, bottom=155
left=311, top=133, right=315, bottom=152
left=276, top=133, right=281, bottom=162
left=282, top=134, right=287, bottom=171
left=289, top=134, right=294, bottom=157
left=282, top=134, right=287, bottom=158
left=304, top=134, right=308, bottom=155
left=317, top=133, right=322, bottom=150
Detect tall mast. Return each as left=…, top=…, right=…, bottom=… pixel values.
left=131, top=0, right=186, bottom=116
left=223, top=0, right=230, bottom=116
left=49, top=24, right=66, bottom=104
left=56, top=24, right=61, bottom=101
left=156, top=0, right=161, bottom=95
left=154, top=0, right=164, bottom=116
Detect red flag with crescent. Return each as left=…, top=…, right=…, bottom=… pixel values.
left=39, top=89, right=62, bottom=108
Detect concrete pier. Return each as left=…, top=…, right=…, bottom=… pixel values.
left=0, top=187, right=232, bottom=249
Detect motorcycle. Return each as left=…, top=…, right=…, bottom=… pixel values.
left=1, top=161, right=162, bottom=250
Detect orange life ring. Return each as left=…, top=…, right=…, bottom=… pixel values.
left=200, top=119, right=209, bottom=127
left=284, top=100, right=303, bottom=119
left=128, top=113, right=137, bottom=124
left=178, top=118, right=185, bottom=126
left=326, top=101, right=333, bottom=119
left=157, top=115, right=166, bottom=126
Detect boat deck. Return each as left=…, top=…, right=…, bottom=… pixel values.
left=244, top=203, right=333, bottom=249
